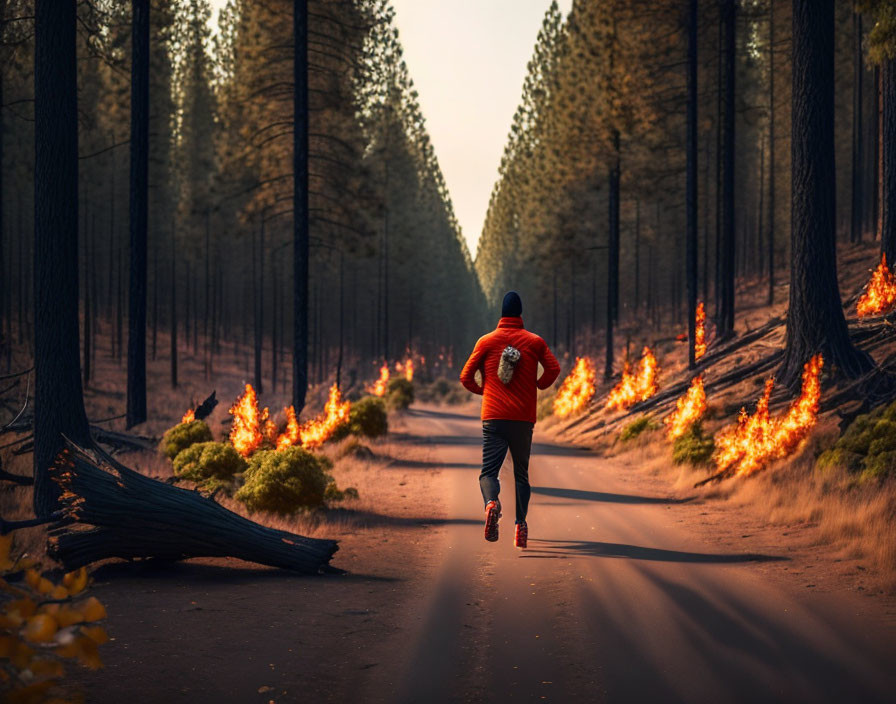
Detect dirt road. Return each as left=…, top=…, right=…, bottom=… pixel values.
left=73, top=404, right=896, bottom=703
left=368, top=406, right=896, bottom=703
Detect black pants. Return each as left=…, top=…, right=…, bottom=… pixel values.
left=480, top=419, right=534, bottom=524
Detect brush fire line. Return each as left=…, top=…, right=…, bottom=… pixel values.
left=857, top=253, right=896, bottom=317
left=369, top=364, right=390, bottom=396
left=553, top=357, right=596, bottom=417
left=606, top=347, right=659, bottom=411
left=664, top=376, right=707, bottom=440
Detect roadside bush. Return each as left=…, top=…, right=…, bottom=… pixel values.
left=672, top=422, right=715, bottom=466
left=236, top=447, right=333, bottom=514
left=619, top=416, right=657, bottom=443
left=347, top=396, right=389, bottom=438
left=173, top=441, right=247, bottom=489
left=159, top=420, right=213, bottom=459
left=816, top=401, right=896, bottom=480
left=386, top=377, right=414, bottom=410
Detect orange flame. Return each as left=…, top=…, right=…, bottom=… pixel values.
left=695, top=302, right=707, bottom=359
left=229, top=384, right=269, bottom=457
left=405, top=358, right=415, bottom=382
left=553, top=357, right=596, bottom=417
left=369, top=364, right=389, bottom=397
left=276, top=405, right=301, bottom=450
left=714, top=355, right=823, bottom=477
left=857, top=253, right=896, bottom=317
left=606, top=347, right=659, bottom=411
left=664, top=376, right=707, bottom=440
left=181, top=408, right=196, bottom=424
left=295, top=384, right=351, bottom=449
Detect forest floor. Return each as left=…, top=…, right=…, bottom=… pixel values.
left=3, top=241, right=896, bottom=701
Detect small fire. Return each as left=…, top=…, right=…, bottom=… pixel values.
left=369, top=364, right=389, bottom=397
left=405, top=358, right=415, bottom=382
left=857, top=253, right=896, bottom=317
left=294, top=384, right=351, bottom=449
left=277, top=405, right=301, bottom=450
left=229, top=384, right=270, bottom=458
left=606, top=347, right=659, bottom=411
left=664, top=376, right=707, bottom=440
left=714, top=354, right=823, bottom=477
left=181, top=408, right=196, bottom=424
left=695, top=302, right=707, bottom=359
left=553, top=357, right=597, bottom=418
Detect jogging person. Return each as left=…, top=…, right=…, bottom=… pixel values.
left=459, top=291, right=560, bottom=548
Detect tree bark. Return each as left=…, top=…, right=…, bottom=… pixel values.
left=852, top=11, right=864, bottom=244
left=881, top=58, right=896, bottom=263
left=170, top=222, right=177, bottom=388
left=686, top=0, right=698, bottom=370
left=768, top=0, right=776, bottom=305
left=293, top=0, right=309, bottom=412
left=718, top=0, right=737, bottom=339
left=605, top=132, right=620, bottom=379
left=781, top=0, right=872, bottom=388
left=127, top=0, right=149, bottom=429
left=33, top=0, right=92, bottom=517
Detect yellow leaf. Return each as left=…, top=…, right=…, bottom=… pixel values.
left=74, top=636, right=103, bottom=670
left=62, top=567, right=88, bottom=595
left=36, top=577, right=54, bottom=595
left=0, top=534, right=13, bottom=571
left=8, top=598, right=37, bottom=619
left=25, top=568, right=41, bottom=590
left=55, top=607, right=82, bottom=628
left=50, top=584, right=69, bottom=600
left=79, top=597, right=106, bottom=623
left=80, top=625, right=109, bottom=645
left=22, top=613, right=58, bottom=643
left=28, top=657, right=65, bottom=680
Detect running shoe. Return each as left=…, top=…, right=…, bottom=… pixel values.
left=484, top=500, right=501, bottom=542
left=514, top=521, right=528, bottom=549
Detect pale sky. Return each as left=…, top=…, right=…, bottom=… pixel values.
left=209, top=0, right=572, bottom=258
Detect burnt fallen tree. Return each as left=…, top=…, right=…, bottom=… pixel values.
left=47, top=440, right=338, bottom=574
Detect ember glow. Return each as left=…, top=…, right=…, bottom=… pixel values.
left=404, top=358, right=415, bottom=382
left=695, top=302, right=707, bottom=359
left=606, top=347, right=659, bottom=411
left=857, top=253, right=896, bottom=317
left=181, top=408, right=196, bottom=424
left=714, top=355, right=823, bottom=477
left=229, top=384, right=270, bottom=457
left=553, top=357, right=596, bottom=417
left=664, top=376, right=707, bottom=440
left=276, top=405, right=301, bottom=450
left=369, top=364, right=390, bottom=396
left=298, top=384, right=351, bottom=449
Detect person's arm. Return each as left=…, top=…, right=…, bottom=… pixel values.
left=459, top=337, right=487, bottom=395
left=536, top=338, right=561, bottom=390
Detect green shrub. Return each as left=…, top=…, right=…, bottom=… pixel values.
left=672, top=422, right=715, bottom=466
left=173, top=441, right=247, bottom=486
left=235, top=447, right=333, bottom=514
left=816, top=401, right=896, bottom=480
left=619, top=416, right=657, bottom=443
left=385, top=377, right=414, bottom=410
left=348, top=396, right=389, bottom=438
left=160, top=420, right=213, bottom=459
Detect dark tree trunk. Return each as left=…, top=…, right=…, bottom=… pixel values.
left=337, top=251, right=344, bottom=389
left=170, top=224, right=177, bottom=388
left=852, top=12, right=864, bottom=244
left=873, top=65, right=881, bottom=240
left=882, top=58, right=896, bottom=263
left=781, top=0, right=872, bottom=388
left=293, top=0, right=309, bottom=411
left=33, top=0, right=92, bottom=517
left=768, top=0, right=776, bottom=305
left=605, top=132, right=620, bottom=379
left=82, top=200, right=91, bottom=387
left=151, top=229, right=158, bottom=361
left=718, top=0, right=737, bottom=339
left=253, top=222, right=263, bottom=393
left=634, top=198, right=640, bottom=313
left=714, top=8, right=723, bottom=320
left=116, top=237, right=123, bottom=362
left=126, top=0, right=149, bottom=429
left=686, top=0, right=698, bottom=370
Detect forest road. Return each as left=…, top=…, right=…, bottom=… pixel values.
left=369, top=405, right=896, bottom=704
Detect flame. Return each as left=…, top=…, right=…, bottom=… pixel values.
left=229, top=384, right=269, bottom=457
left=276, top=405, right=301, bottom=450
left=553, top=357, right=597, bottom=417
left=405, top=358, right=415, bottom=382
left=296, top=384, right=351, bottom=449
left=181, top=408, right=196, bottom=424
left=695, top=302, right=707, bottom=359
left=714, top=355, right=823, bottom=477
left=369, top=364, right=389, bottom=397
left=664, top=376, right=707, bottom=440
left=606, top=347, right=659, bottom=411
left=857, top=253, right=896, bottom=317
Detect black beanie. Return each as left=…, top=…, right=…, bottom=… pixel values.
left=502, top=291, right=522, bottom=318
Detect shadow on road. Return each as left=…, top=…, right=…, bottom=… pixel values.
left=325, top=508, right=480, bottom=529
left=523, top=539, right=786, bottom=564
left=387, top=458, right=481, bottom=470
left=532, top=486, right=695, bottom=504
left=405, top=408, right=477, bottom=422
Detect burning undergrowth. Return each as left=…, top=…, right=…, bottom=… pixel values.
left=606, top=347, right=659, bottom=411
left=554, top=357, right=597, bottom=418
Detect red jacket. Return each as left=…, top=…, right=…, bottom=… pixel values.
left=459, top=317, right=561, bottom=423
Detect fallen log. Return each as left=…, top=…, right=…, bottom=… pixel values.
left=48, top=440, right=338, bottom=574
left=88, top=426, right=157, bottom=453
left=192, top=391, right=218, bottom=421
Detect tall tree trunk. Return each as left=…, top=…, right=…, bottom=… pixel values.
left=33, top=0, right=92, bottom=517
left=768, top=0, right=776, bottom=305
left=852, top=11, right=864, bottom=244
left=126, top=0, right=149, bottom=429
left=881, top=58, right=896, bottom=263
left=203, top=208, right=210, bottom=378
left=293, top=0, right=309, bottom=411
left=337, top=251, right=344, bottom=389
left=151, top=229, right=158, bottom=361
left=781, top=0, right=872, bottom=388
left=718, top=0, right=737, bottom=339
left=714, top=7, right=723, bottom=320
left=634, top=198, right=640, bottom=313
left=873, top=65, right=881, bottom=240
left=605, top=132, right=620, bottom=379
left=253, top=222, right=263, bottom=393
left=170, top=223, right=177, bottom=388
left=686, top=0, right=698, bottom=370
